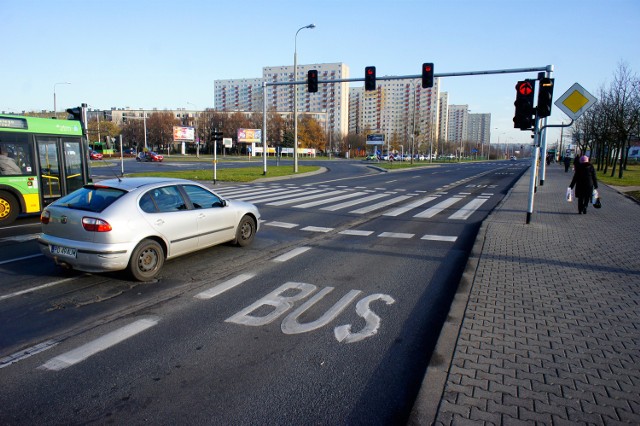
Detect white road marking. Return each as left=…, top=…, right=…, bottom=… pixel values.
left=195, top=273, right=256, bottom=300
left=378, top=232, right=414, bottom=239
left=242, top=189, right=323, bottom=203
left=39, top=318, right=158, bottom=371
left=267, top=190, right=346, bottom=206
left=349, top=195, right=412, bottom=214
left=338, top=230, right=375, bottom=236
left=273, top=247, right=312, bottom=262
left=414, top=196, right=465, bottom=218
left=0, top=233, right=41, bottom=243
left=320, top=193, right=387, bottom=211
left=0, top=276, right=80, bottom=301
left=383, top=196, right=438, bottom=217
left=448, top=198, right=488, bottom=220
left=0, top=253, right=43, bottom=266
left=301, top=226, right=333, bottom=233
left=421, top=235, right=458, bottom=242
left=265, top=221, right=298, bottom=229
left=1, top=340, right=59, bottom=369
left=293, top=191, right=366, bottom=208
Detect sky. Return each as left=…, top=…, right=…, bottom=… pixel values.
left=2, top=0, right=639, bottom=146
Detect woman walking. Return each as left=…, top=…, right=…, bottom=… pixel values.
left=569, top=155, right=598, bottom=214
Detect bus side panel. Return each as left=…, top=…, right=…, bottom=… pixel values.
left=0, top=177, right=40, bottom=213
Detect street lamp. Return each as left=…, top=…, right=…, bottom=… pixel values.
left=293, top=23, right=315, bottom=173
left=53, top=82, right=71, bottom=116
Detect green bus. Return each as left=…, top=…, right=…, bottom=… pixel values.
left=0, top=107, right=92, bottom=225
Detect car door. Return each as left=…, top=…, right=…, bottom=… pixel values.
left=140, top=185, right=200, bottom=257
left=180, top=184, right=237, bottom=248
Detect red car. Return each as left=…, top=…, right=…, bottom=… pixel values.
left=136, top=151, right=164, bottom=162
left=90, top=151, right=103, bottom=160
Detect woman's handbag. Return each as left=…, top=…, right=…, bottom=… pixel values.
left=566, top=187, right=573, bottom=202
left=593, top=197, right=602, bottom=209
left=592, top=189, right=601, bottom=208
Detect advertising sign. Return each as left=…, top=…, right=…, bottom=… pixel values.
left=366, top=133, right=385, bottom=145
left=173, top=126, right=195, bottom=141
left=237, top=128, right=262, bottom=143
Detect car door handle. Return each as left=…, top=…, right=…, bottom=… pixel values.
left=197, top=213, right=206, bottom=219
left=155, top=219, right=165, bottom=226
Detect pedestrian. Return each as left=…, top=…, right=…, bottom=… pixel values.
left=563, top=155, right=571, bottom=172
left=569, top=155, right=598, bottom=214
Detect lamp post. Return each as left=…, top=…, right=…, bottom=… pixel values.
left=293, top=23, right=315, bottom=173
left=53, top=82, right=71, bottom=116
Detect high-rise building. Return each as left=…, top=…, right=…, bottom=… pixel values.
left=447, top=105, right=469, bottom=144
left=214, top=63, right=350, bottom=137
left=349, top=78, right=440, bottom=153
left=467, top=113, right=492, bottom=147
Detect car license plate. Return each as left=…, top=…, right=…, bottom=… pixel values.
left=50, top=245, right=77, bottom=258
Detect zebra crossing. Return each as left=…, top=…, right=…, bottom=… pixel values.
left=215, top=183, right=494, bottom=220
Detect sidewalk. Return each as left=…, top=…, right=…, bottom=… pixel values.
left=410, top=163, right=640, bottom=425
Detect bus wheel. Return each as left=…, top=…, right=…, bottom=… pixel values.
left=0, top=191, right=20, bottom=226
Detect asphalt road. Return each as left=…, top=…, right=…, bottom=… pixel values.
left=0, top=159, right=528, bottom=424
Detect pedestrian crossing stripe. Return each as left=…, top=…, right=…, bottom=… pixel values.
left=216, top=185, right=491, bottom=220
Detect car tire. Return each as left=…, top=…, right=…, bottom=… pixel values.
left=128, top=239, right=164, bottom=281
left=0, top=191, right=20, bottom=226
left=234, top=215, right=256, bottom=247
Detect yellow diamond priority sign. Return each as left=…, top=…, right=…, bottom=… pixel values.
left=555, top=83, right=596, bottom=120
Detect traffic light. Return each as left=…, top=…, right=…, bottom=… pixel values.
left=422, top=63, right=434, bottom=88
left=513, top=80, right=535, bottom=130
left=365, top=66, right=376, bottom=91
left=537, top=77, right=555, bottom=118
left=213, top=129, right=223, bottom=143
left=66, top=107, right=82, bottom=121
left=308, top=69, right=318, bottom=93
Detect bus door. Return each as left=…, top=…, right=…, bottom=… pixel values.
left=36, top=136, right=88, bottom=206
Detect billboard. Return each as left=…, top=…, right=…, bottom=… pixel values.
left=173, top=126, right=195, bottom=141
left=237, top=128, right=262, bottom=143
left=366, top=133, right=385, bottom=145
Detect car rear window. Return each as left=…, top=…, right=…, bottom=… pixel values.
left=55, top=185, right=126, bottom=213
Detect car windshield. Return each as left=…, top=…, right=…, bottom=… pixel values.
left=55, top=185, right=126, bottom=213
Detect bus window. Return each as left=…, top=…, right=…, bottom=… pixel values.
left=63, top=139, right=84, bottom=193
left=0, top=134, right=33, bottom=175
left=37, top=137, right=61, bottom=201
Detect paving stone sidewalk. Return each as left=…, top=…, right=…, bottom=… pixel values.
left=411, top=163, right=640, bottom=425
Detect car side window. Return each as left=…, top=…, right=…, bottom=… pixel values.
left=142, top=186, right=187, bottom=213
left=182, top=185, right=224, bottom=209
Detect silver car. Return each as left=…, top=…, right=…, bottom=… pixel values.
left=38, top=177, right=260, bottom=281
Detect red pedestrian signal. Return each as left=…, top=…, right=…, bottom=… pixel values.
left=421, top=63, right=434, bottom=88
left=365, top=66, right=376, bottom=91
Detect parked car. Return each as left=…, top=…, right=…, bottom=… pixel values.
left=510, top=156, right=517, bottom=161
left=89, top=151, right=103, bottom=160
left=123, top=148, right=137, bottom=157
left=136, top=151, right=164, bottom=162
left=38, top=177, right=260, bottom=281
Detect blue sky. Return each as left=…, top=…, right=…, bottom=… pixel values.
left=2, top=0, right=639, bottom=146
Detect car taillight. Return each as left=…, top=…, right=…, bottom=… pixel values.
left=82, top=217, right=112, bottom=232
left=40, top=210, right=50, bottom=224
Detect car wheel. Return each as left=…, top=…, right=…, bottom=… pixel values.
left=235, top=215, right=256, bottom=247
left=0, top=191, right=20, bottom=226
left=128, top=239, right=164, bottom=281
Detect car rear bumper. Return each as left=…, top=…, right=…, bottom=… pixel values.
left=37, top=236, right=133, bottom=273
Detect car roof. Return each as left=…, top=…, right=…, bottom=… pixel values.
left=92, top=177, right=195, bottom=191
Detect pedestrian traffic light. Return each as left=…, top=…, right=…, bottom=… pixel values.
left=422, top=63, right=434, bottom=88
left=307, top=69, right=318, bottom=93
left=537, top=77, right=555, bottom=118
left=66, top=107, right=82, bottom=121
left=513, top=80, right=535, bottom=130
left=365, top=66, right=376, bottom=91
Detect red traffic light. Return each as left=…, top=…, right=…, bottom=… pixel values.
left=517, top=81, right=534, bottom=96
left=365, top=66, right=376, bottom=91
left=422, top=62, right=434, bottom=88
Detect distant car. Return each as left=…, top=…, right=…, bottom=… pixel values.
left=123, top=148, right=137, bottom=157
left=38, top=177, right=260, bottom=281
left=510, top=156, right=517, bottom=161
left=364, top=154, right=378, bottom=161
left=89, top=151, right=103, bottom=160
left=136, top=151, right=164, bottom=162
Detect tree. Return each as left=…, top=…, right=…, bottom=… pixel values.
left=298, top=114, right=325, bottom=150
left=146, top=112, right=180, bottom=152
